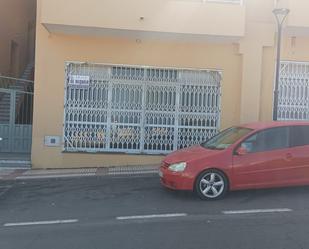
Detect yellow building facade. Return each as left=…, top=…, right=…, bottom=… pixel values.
left=32, top=0, right=309, bottom=169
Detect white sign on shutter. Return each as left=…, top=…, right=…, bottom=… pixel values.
left=68, top=75, right=90, bottom=87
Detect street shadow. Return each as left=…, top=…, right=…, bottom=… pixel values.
left=160, top=184, right=309, bottom=203
left=227, top=185, right=309, bottom=202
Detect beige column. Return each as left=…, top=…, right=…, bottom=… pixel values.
left=238, top=22, right=275, bottom=124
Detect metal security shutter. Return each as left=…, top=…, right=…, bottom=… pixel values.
left=0, top=77, right=33, bottom=154
left=64, top=63, right=222, bottom=154
left=278, top=61, right=309, bottom=121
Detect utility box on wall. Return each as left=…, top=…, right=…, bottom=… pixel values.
left=44, top=136, right=61, bottom=147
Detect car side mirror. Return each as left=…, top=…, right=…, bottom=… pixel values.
left=236, top=146, right=248, bottom=156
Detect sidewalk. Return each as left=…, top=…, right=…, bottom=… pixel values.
left=0, top=165, right=159, bottom=181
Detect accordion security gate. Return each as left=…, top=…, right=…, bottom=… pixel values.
left=278, top=61, right=309, bottom=121
left=64, top=63, right=222, bottom=154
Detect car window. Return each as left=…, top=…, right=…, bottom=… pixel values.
left=201, top=127, right=253, bottom=150
left=240, top=127, right=289, bottom=153
left=290, top=126, right=309, bottom=147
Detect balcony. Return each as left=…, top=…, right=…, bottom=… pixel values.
left=40, top=0, right=246, bottom=40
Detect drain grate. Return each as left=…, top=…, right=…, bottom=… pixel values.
left=108, top=165, right=159, bottom=175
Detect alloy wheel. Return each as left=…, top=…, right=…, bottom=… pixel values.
left=197, top=171, right=227, bottom=200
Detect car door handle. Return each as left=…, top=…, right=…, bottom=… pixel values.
left=285, top=153, right=293, bottom=160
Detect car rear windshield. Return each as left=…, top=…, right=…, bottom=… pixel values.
left=201, top=127, right=253, bottom=150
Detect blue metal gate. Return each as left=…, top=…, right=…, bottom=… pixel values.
left=0, top=77, right=33, bottom=153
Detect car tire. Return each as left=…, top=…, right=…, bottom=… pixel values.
left=195, top=169, right=229, bottom=200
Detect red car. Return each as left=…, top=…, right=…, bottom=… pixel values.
left=160, top=121, right=309, bottom=200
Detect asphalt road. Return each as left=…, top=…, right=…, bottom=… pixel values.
left=1, top=175, right=309, bottom=249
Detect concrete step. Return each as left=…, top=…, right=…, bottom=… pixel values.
left=0, top=108, right=10, bottom=111
left=0, top=160, right=31, bottom=169
left=0, top=102, right=10, bottom=105
left=0, top=106, right=10, bottom=109
left=0, top=101, right=10, bottom=105
left=0, top=112, right=10, bottom=115
left=0, top=99, right=10, bottom=102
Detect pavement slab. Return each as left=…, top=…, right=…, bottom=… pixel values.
left=0, top=164, right=160, bottom=180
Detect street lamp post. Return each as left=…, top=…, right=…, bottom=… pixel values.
left=273, top=8, right=290, bottom=121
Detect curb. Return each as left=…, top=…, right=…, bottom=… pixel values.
left=0, top=165, right=159, bottom=181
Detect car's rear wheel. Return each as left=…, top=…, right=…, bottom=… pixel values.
left=195, top=169, right=228, bottom=200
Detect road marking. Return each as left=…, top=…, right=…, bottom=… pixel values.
left=116, top=213, right=188, bottom=220
left=4, top=219, right=78, bottom=227
left=223, top=208, right=292, bottom=215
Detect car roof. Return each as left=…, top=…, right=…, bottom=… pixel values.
left=240, top=121, right=309, bottom=131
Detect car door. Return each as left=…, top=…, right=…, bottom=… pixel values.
left=232, top=126, right=292, bottom=189
left=285, top=125, right=309, bottom=185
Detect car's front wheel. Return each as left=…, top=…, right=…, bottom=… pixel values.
left=195, top=169, right=228, bottom=200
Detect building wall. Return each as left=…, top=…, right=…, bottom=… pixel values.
left=32, top=0, right=309, bottom=169
left=32, top=22, right=242, bottom=168
left=259, top=36, right=309, bottom=121
left=0, top=0, right=36, bottom=77
left=40, top=0, right=245, bottom=38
